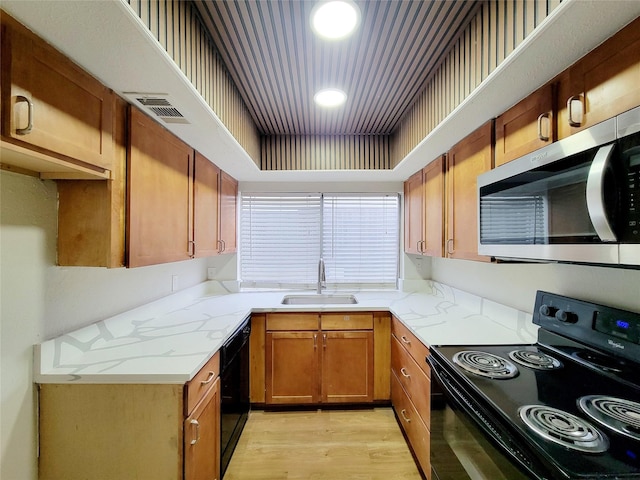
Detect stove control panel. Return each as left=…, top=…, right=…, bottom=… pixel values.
left=534, top=291, right=640, bottom=362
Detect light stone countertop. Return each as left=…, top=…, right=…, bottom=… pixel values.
left=34, top=280, right=538, bottom=384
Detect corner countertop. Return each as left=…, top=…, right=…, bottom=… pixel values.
left=34, top=280, right=538, bottom=384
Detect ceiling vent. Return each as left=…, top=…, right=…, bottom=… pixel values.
left=123, top=93, right=190, bottom=124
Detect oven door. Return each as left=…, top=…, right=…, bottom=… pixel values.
left=427, top=355, right=548, bottom=480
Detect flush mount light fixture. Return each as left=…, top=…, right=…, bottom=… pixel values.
left=314, top=88, right=347, bottom=108
left=311, top=0, right=360, bottom=40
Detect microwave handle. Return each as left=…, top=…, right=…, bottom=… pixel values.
left=586, top=143, right=617, bottom=242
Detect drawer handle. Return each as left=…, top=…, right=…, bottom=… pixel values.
left=200, top=371, right=216, bottom=385
left=15, top=95, right=34, bottom=135
left=313, top=333, right=318, bottom=349
left=323, top=333, right=327, bottom=349
left=400, top=409, right=411, bottom=423
left=400, top=335, right=411, bottom=345
left=190, top=419, right=200, bottom=445
left=400, top=367, right=411, bottom=378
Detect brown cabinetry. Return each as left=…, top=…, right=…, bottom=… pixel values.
left=38, top=352, right=221, bottom=480
left=494, top=84, right=554, bottom=167
left=403, top=156, right=445, bottom=257
left=261, top=312, right=381, bottom=406
left=194, top=152, right=221, bottom=258
left=0, top=12, right=113, bottom=179
left=218, top=171, right=238, bottom=254
left=391, top=316, right=431, bottom=479
left=557, top=16, right=640, bottom=140
left=446, top=121, right=493, bottom=262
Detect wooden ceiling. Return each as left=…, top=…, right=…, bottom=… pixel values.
left=194, top=0, right=479, bottom=136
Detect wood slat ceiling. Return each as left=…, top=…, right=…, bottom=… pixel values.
left=194, top=0, right=479, bottom=136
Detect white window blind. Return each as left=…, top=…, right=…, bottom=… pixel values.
left=240, top=193, right=399, bottom=289
left=323, top=194, right=399, bottom=287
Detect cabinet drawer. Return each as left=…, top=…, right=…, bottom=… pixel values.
left=391, top=373, right=431, bottom=479
left=392, top=317, right=430, bottom=373
left=391, top=335, right=431, bottom=428
left=186, top=351, right=220, bottom=415
left=266, top=313, right=319, bottom=331
left=321, top=312, right=373, bottom=330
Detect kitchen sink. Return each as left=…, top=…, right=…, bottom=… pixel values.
left=281, top=294, right=358, bottom=305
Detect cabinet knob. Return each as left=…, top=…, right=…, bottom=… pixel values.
left=190, top=419, right=200, bottom=445
left=400, top=409, right=411, bottom=423
left=200, top=371, right=216, bottom=385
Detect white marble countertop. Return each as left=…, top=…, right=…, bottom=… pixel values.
left=34, top=280, right=538, bottom=384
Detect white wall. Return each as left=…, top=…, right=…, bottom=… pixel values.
left=427, top=256, right=640, bottom=314
left=0, top=170, right=209, bottom=480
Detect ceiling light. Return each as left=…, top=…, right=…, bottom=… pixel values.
left=314, top=89, right=347, bottom=108
left=311, top=1, right=360, bottom=40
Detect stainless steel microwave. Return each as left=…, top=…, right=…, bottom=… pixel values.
left=477, top=105, right=640, bottom=267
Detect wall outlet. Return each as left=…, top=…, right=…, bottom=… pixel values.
left=207, top=267, right=217, bottom=280
left=171, top=275, right=178, bottom=292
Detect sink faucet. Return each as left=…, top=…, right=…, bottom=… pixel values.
left=317, top=257, right=326, bottom=294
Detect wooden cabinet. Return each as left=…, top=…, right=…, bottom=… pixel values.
left=0, top=12, right=113, bottom=179
left=127, top=106, right=195, bottom=267
left=262, top=312, right=381, bottom=406
left=404, top=156, right=445, bottom=257
left=39, top=352, right=221, bottom=480
left=404, top=169, right=425, bottom=255
left=494, top=83, right=554, bottom=167
left=194, top=152, right=221, bottom=258
left=446, top=121, right=493, bottom=262
left=57, top=95, right=128, bottom=267
left=218, top=170, right=238, bottom=254
left=391, top=316, right=431, bottom=479
left=557, top=16, right=640, bottom=139
left=184, top=377, right=221, bottom=480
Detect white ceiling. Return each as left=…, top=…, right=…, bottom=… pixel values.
left=2, top=0, right=640, bottom=184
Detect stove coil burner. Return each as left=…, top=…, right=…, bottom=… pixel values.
left=578, top=396, right=640, bottom=442
left=519, top=405, right=609, bottom=453
left=508, top=349, right=563, bottom=370
left=452, top=351, right=518, bottom=379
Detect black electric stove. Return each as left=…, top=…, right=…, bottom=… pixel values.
left=428, top=291, right=640, bottom=480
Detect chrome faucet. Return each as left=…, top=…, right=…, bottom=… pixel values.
left=317, top=257, right=326, bottom=294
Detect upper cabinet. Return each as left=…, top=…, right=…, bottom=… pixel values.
left=494, top=84, right=554, bottom=167
left=0, top=12, right=114, bottom=179
left=218, top=171, right=238, bottom=254
left=446, top=121, right=493, bottom=262
left=557, top=16, right=640, bottom=139
left=127, top=107, right=195, bottom=268
left=194, top=152, right=221, bottom=258
left=403, top=157, right=445, bottom=257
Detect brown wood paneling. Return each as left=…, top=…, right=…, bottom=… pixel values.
left=185, top=351, right=220, bottom=415
left=320, top=312, right=373, bottom=331
left=266, top=313, right=319, bottom=331
left=391, top=316, right=431, bottom=376
left=373, top=311, right=391, bottom=401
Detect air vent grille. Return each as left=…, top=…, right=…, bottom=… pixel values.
left=127, top=94, right=190, bottom=124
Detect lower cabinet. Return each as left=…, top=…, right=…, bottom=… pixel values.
left=391, top=316, right=432, bottom=480
left=38, top=352, right=221, bottom=480
left=260, top=312, right=385, bottom=406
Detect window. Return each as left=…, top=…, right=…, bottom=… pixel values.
left=240, top=193, right=399, bottom=289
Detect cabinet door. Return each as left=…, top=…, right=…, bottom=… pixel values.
left=127, top=107, right=194, bottom=267
left=404, top=169, right=424, bottom=254
left=422, top=156, right=445, bottom=257
left=218, top=171, right=238, bottom=254
left=446, top=121, right=493, bottom=262
left=1, top=14, right=113, bottom=171
left=321, top=331, right=374, bottom=403
left=494, top=84, right=554, bottom=166
left=194, top=152, right=220, bottom=258
left=184, top=377, right=221, bottom=480
left=266, top=331, right=320, bottom=404
left=557, top=16, right=640, bottom=139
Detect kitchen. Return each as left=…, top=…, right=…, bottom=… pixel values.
left=2, top=1, right=640, bottom=479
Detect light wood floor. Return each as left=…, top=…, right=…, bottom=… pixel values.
left=223, top=408, right=423, bottom=480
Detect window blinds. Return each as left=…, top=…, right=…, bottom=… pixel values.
left=240, top=193, right=399, bottom=289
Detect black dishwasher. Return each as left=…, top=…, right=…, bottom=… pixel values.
left=220, top=317, right=251, bottom=477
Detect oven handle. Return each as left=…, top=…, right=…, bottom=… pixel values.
left=586, top=143, right=617, bottom=242
left=427, top=356, right=545, bottom=480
